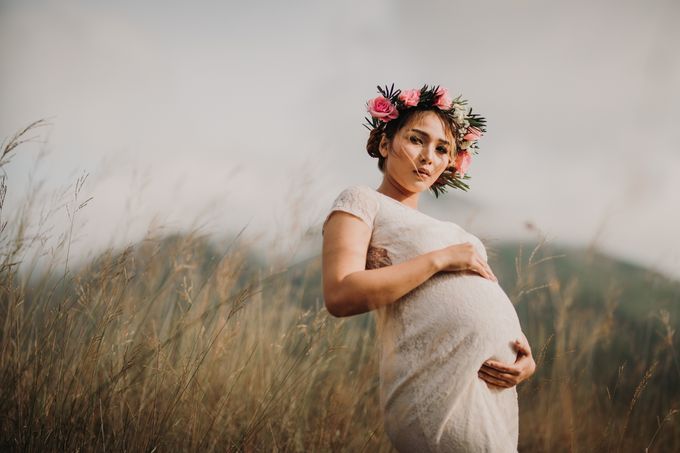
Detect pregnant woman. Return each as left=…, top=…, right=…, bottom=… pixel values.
left=321, top=84, right=536, bottom=452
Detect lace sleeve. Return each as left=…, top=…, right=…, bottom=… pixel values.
left=321, top=185, right=379, bottom=236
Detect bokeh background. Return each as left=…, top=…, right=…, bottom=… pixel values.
left=2, top=0, right=679, bottom=277
left=1, top=1, right=679, bottom=452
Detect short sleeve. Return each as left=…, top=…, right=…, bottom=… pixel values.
left=321, top=185, right=379, bottom=236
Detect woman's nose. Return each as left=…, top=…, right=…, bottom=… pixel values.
left=420, top=145, right=435, bottom=163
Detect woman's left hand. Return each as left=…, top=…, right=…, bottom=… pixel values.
left=478, top=333, right=536, bottom=389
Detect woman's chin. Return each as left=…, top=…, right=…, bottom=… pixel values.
left=398, top=175, right=430, bottom=192
left=413, top=178, right=431, bottom=188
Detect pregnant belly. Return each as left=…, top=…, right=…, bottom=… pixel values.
left=379, top=273, right=523, bottom=441
left=391, top=271, right=523, bottom=369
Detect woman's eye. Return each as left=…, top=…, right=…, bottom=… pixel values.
left=410, top=136, right=422, bottom=144
left=437, top=147, right=448, bottom=154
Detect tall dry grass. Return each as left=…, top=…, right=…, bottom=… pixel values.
left=1, top=120, right=678, bottom=452
left=507, top=237, right=680, bottom=452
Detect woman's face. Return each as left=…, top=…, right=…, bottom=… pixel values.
left=379, top=111, right=453, bottom=193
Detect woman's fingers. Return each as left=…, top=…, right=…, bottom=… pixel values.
left=475, top=257, right=492, bottom=280
left=513, top=337, right=533, bottom=357
left=483, top=360, right=521, bottom=376
left=473, top=256, right=497, bottom=282
left=482, top=338, right=537, bottom=388
left=478, top=368, right=513, bottom=387
left=514, top=353, right=537, bottom=378
left=514, top=340, right=529, bottom=356
left=480, top=364, right=520, bottom=386
left=483, top=354, right=536, bottom=387
left=481, top=258, right=497, bottom=282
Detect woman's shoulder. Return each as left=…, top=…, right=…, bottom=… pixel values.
left=322, top=184, right=381, bottom=235
left=331, top=184, right=380, bottom=209
left=336, top=184, right=377, bottom=198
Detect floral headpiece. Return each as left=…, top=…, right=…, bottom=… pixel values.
left=364, top=83, right=486, bottom=194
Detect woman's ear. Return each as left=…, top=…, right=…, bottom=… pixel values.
left=378, top=134, right=389, bottom=158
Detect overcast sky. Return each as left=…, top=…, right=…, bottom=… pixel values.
left=1, top=0, right=679, bottom=278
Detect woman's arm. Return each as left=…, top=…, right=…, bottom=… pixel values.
left=323, top=211, right=442, bottom=317
left=322, top=211, right=493, bottom=317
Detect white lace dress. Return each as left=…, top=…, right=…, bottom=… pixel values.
left=322, top=185, right=524, bottom=453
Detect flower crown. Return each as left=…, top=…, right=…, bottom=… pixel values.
left=363, top=83, right=486, bottom=195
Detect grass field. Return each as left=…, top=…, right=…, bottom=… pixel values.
left=1, top=120, right=678, bottom=452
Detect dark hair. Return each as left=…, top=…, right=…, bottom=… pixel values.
left=366, top=107, right=457, bottom=194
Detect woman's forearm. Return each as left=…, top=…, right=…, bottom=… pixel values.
left=329, top=250, right=444, bottom=317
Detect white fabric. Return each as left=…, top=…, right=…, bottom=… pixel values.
left=323, top=185, right=523, bottom=452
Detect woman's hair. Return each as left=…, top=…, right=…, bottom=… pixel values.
left=366, top=106, right=458, bottom=192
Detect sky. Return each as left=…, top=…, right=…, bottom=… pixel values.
left=1, top=0, right=679, bottom=279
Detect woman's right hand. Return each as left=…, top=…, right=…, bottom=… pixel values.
left=434, top=242, right=498, bottom=282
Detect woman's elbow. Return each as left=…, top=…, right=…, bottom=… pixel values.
left=325, top=300, right=344, bottom=317
left=325, top=292, right=375, bottom=318
left=323, top=273, right=372, bottom=317
left=324, top=282, right=357, bottom=317
left=323, top=291, right=346, bottom=317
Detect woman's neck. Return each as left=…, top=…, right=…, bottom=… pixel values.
left=375, top=180, right=421, bottom=210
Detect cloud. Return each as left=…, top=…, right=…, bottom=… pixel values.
left=1, top=0, right=679, bottom=278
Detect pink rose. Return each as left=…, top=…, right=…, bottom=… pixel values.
left=398, top=89, right=420, bottom=107
left=463, top=126, right=483, bottom=141
left=366, top=96, right=399, bottom=122
left=435, top=87, right=452, bottom=109
left=454, top=150, right=472, bottom=177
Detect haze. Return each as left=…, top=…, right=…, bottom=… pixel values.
left=1, top=0, right=678, bottom=278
